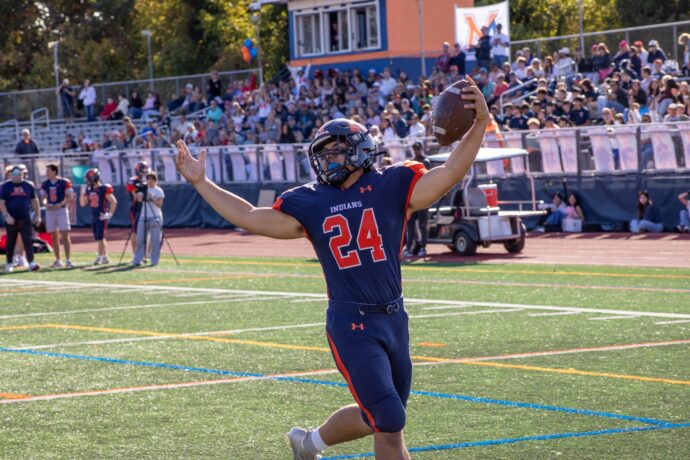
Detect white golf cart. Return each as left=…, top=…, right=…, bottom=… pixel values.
left=425, top=148, right=545, bottom=256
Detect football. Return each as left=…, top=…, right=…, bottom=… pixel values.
left=431, top=79, right=476, bottom=146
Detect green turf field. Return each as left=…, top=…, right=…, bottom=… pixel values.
left=1, top=253, right=688, bottom=459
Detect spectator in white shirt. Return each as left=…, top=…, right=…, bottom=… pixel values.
left=555, top=48, right=575, bottom=78
left=492, top=24, right=510, bottom=68
left=78, top=80, right=97, bottom=122
left=379, top=69, right=397, bottom=98
left=111, top=94, right=129, bottom=120
left=407, top=113, right=426, bottom=137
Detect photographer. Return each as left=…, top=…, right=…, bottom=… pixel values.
left=132, top=171, right=164, bottom=267
left=1, top=165, right=41, bottom=272
left=126, top=161, right=149, bottom=259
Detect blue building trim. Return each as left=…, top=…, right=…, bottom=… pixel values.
left=305, top=56, right=438, bottom=81
left=378, top=0, right=388, bottom=52
left=288, top=10, right=295, bottom=61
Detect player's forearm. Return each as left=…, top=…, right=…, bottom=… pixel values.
left=193, top=177, right=256, bottom=228
left=0, top=201, right=8, bottom=216
left=32, top=199, right=40, bottom=217
left=445, top=118, right=490, bottom=182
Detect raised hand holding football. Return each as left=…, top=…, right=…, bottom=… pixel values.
left=432, top=79, right=477, bottom=146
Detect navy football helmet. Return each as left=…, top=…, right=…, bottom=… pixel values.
left=308, top=118, right=379, bottom=185
left=85, top=168, right=100, bottom=185
left=134, top=161, right=149, bottom=177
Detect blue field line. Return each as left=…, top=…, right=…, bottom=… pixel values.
left=411, top=390, right=670, bottom=426
left=0, top=347, right=674, bottom=427
left=321, top=423, right=690, bottom=459
left=0, top=347, right=264, bottom=378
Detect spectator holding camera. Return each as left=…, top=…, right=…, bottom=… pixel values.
left=1, top=165, right=41, bottom=272
left=126, top=161, right=149, bottom=259
left=630, top=191, right=663, bottom=233
left=131, top=172, right=164, bottom=267
left=677, top=191, right=690, bottom=233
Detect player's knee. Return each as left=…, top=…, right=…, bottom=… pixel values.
left=372, top=395, right=406, bottom=433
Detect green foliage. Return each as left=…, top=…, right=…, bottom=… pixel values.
left=615, top=0, right=690, bottom=27
left=0, top=0, right=286, bottom=94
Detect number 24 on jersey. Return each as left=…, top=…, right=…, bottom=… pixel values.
left=322, top=208, right=387, bottom=269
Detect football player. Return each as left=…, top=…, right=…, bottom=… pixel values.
left=79, top=169, right=117, bottom=264
left=176, top=78, right=488, bottom=459
left=41, top=163, right=75, bottom=268
left=1, top=164, right=41, bottom=272
left=126, top=161, right=150, bottom=258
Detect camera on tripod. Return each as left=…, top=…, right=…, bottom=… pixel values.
left=135, top=182, right=148, bottom=199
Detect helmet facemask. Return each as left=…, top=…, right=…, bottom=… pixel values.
left=309, top=128, right=378, bottom=186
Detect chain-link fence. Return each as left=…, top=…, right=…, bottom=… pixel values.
left=0, top=69, right=260, bottom=123
left=512, top=20, right=690, bottom=70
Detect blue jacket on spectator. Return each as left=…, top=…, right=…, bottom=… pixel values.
left=642, top=203, right=662, bottom=223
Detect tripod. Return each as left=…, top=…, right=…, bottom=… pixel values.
left=118, top=185, right=179, bottom=266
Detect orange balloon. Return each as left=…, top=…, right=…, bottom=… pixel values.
left=241, top=46, right=251, bottom=63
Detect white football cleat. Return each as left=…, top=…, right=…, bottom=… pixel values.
left=287, top=427, right=321, bottom=460
left=5, top=264, right=13, bottom=273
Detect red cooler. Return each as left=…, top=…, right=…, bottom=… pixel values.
left=478, top=184, right=499, bottom=207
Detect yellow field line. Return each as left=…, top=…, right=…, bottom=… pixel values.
left=5, top=323, right=686, bottom=385
left=0, top=324, right=50, bottom=332
left=0, top=392, right=30, bottom=399
left=44, top=324, right=330, bottom=352
left=465, top=361, right=690, bottom=386
left=0, top=287, right=53, bottom=294
left=190, top=258, right=690, bottom=280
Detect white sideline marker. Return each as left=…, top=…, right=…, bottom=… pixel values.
left=589, top=315, right=642, bottom=321
left=1, top=279, right=689, bottom=319
left=654, top=319, right=690, bottom=325
left=528, top=311, right=580, bottom=317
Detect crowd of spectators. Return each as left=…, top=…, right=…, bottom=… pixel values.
left=16, top=30, right=690, bottom=159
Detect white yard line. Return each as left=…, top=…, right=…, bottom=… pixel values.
left=0, top=296, right=292, bottom=320
left=2, top=279, right=689, bottom=319
left=654, top=319, right=690, bottom=325
left=415, top=300, right=690, bottom=320
left=528, top=311, right=581, bottom=317
left=589, top=316, right=642, bottom=321
left=0, top=368, right=341, bottom=404
left=408, top=309, right=522, bottom=319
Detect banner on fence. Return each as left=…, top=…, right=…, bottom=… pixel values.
left=455, top=1, right=510, bottom=52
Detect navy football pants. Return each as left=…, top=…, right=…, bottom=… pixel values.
left=326, top=298, right=412, bottom=433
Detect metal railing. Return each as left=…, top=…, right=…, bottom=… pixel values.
left=498, top=78, right=536, bottom=115
left=30, top=108, right=50, bottom=134
left=2, top=122, right=688, bottom=187
left=512, top=20, right=690, bottom=65
left=0, top=68, right=260, bottom=123
left=0, top=119, right=19, bottom=141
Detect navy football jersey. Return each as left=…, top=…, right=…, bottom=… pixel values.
left=127, top=176, right=144, bottom=212
left=86, top=184, right=114, bottom=219
left=0, top=180, right=35, bottom=218
left=41, top=177, right=72, bottom=205
left=273, top=161, right=427, bottom=304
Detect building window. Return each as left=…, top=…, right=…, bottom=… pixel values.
left=296, top=13, right=321, bottom=56
left=326, top=10, right=349, bottom=53
left=352, top=5, right=378, bottom=50
left=293, top=2, right=380, bottom=57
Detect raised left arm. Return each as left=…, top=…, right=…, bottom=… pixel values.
left=408, top=78, right=490, bottom=212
